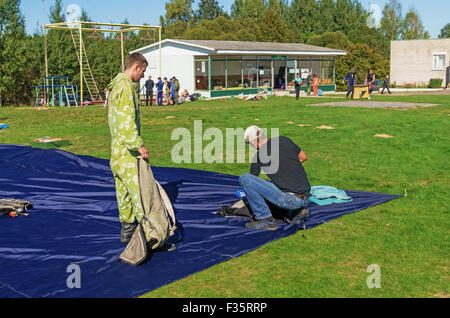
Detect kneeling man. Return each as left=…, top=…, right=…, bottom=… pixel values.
left=240, top=126, right=311, bottom=230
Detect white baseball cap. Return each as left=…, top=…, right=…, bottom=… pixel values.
left=244, top=125, right=264, bottom=143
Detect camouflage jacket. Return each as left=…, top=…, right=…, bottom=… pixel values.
left=108, top=73, right=144, bottom=164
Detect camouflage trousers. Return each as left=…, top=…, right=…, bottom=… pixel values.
left=111, top=155, right=144, bottom=224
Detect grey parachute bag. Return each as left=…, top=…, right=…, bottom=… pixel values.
left=119, top=157, right=177, bottom=266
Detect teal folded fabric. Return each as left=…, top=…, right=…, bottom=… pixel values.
left=310, top=185, right=353, bottom=206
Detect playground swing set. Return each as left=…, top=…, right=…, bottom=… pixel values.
left=35, top=21, right=162, bottom=108
left=35, top=77, right=79, bottom=107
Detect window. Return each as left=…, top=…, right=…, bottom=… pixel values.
left=311, top=59, right=321, bottom=81
left=433, top=54, right=446, bottom=71
left=258, top=59, right=272, bottom=88
left=286, top=59, right=296, bottom=86
left=211, top=58, right=226, bottom=90
left=227, top=58, right=242, bottom=88
left=321, top=59, right=335, bottom=85
left=243, top=56, right=258, bottom=88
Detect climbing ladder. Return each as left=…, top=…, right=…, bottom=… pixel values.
left=69, top=27, right=102, bottom=101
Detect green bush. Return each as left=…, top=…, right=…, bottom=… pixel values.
left=429, top=78, right=443, bottom=88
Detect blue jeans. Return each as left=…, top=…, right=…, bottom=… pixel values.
left=157, top=91, right=163, bottom=105
left=239, top=173, right=309, bottom=220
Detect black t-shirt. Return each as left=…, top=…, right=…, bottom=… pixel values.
left=250, top=136, right=311, bottom=196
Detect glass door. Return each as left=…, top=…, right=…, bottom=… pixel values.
left=286, top=59, right=296, bottom=87
left=273, top=60, right=286, bottom=89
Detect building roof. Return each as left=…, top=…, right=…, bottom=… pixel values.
left=132, top=39, right=347, bottom=56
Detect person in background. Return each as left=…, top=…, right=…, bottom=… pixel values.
left=381, top=75, right=392, bottom=95
left=294, top=73, right=303, bottom=100
left=173, top=76, right=180, bottom=105
left=306, top=71, right=313, bottom=96
left=365, top=69, right=375, bottom=100
left=164, top=77, right=173, bottom=106
left=312, top=74, right=319, bottom=96
left=144, top=75, right=154, bottom=106
left=170, top=77, right=175, bottom=105
left=104, top=87, right=110, bottom=109
left=342, top=69, right=356, bottom=100
left=180, top=89, right=190, bottom=103
left=155, top=77, right=164, bottom=106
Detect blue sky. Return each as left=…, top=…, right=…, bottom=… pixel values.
left=21, top=0, right=449, bottom=38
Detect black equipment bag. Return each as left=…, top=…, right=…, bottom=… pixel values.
left=215, top=198, right=308, bottom=225
left=215, top=199, right=254, bottom=219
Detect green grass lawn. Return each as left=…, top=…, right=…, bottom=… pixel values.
left=0, top=94, right=448, bottom=298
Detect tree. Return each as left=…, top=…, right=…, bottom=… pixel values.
left=317, top=0, right=337, bottom=33
left=80, top=9, right=92, bottom=23
left=0, top=0, right=27, bottom=106
left=307, top=31, right=352, bottom=51
left=195, top=0, right=225, bottom=21
left=0, top=0, right=25, bottom=37
left=162, top=20, right=190, bottom=39
left=160, top=0, right=195, bottom=38
left=258, top=4, right=295, bottom=42
left=161, top=0, right=195, bottom=26
left=48, top=0, right=65, bottom=24
left=380, top=0, right=403, bottom=40
left=230, top=0, right=267, bottom=22
left=286, top=0, right=320, bottom=42
left=402, top=8, right=427, bottom=40
left=336, top=43, right=389, bottom=91
left=182, top=16, right=262, bottom=42
left=333, top=0, right=368, bottom=36
left=438, top=23, right=450, bottom=39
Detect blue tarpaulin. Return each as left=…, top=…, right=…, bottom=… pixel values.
left=0, top=144, right=402, bottom=298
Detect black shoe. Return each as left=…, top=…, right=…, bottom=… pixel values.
left=120, top=222, right=137, bottom=243
left=289, top=208, right=309, bottom=225
left=245, top=217, right=278, bottom=231
left=154, top=243, right=176, bottom=252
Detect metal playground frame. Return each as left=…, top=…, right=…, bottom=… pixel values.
left=43, top=21, right=162, bottom=106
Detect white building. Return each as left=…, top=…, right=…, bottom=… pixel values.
left=391, top=39, right=450, bottom=88
left=132, top=39, right=347, bottom=98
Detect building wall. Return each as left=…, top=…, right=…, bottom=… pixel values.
left=391, top=39, right=450, bottom=87
left=138, top=42, right=210, bottom=95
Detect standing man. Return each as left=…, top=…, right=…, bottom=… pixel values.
left=108, top=52, right=149, bottom=242
left=156, top=77, right=164, bottom=106
left=170, top=77, right=175, bottom=105
left=164, top=77, right=172, bottom=105
left=381, top=75, right=392, bottom=95
left=144, top=75, right=154, bottom=106
left=239, top=126, right=311, bottom=230
left=294, top=73, right=303, bottom=100
left=306, top=71, right=313, bottom=96
left=365, top=69, right=375, bottom=99
left=342, top=69, right=356, bottom=100
left=173, top=76, right=180, bottom=105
